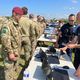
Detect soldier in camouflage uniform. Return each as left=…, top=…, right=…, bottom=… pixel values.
left=22, top=7, right=29, bottom=18
left=37, top=15, right=46, bottom=37
left=19, top=7, right=35, bottom=66
left=0, top=17, right=9, bottom=80
left=37, top=15, right=42, bottom=37
left=0, top=17, right=8, bottom=57
left=0, top=7, right=23, bottom=80
left=0, top=17, right=8, bottom=31
left=29, top=14, right=39, bottom=55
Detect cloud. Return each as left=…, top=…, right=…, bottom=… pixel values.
left=72, top=0, right=78, bottom=4
left=64, top=7, right=75, bottom=10
left=64, top=7, right=79, bottom=12
left=69, top=7, right=75, bottom=10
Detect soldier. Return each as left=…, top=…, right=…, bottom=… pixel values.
left=37, top=15, right=46, bottom=37
left=29, top=14, right=39, bottom=55
left=19, top=7, right=35, bottom=67
left=0, top=17, right=9, bottom=80
left=0, top=7, right=23, bottom=80
left=0, top=17, right=8, bottom=58
left=22, top=6, right=29, bottom=18
left=0, top=17, right=8, bottom=30
left=37, top=15, right=42, bottom=37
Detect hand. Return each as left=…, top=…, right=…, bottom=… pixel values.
left=60, top=46, right=67, bottom=51
left=8, top=53, right=17, bottom=61
left=75, top=66, right=80, bottom=78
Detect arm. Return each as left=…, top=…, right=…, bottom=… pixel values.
left=55, top=25, right=65, bottom=48
left=1, top=26, right=17, bottom=61
left=60, top=35, right=79, bottom=51
left=67, top=44, right=80, bottom=48
left=35, top=24, right=39, bottom=38
left=1, top=26, right=13, bottom=54
left=75, top=44, right=80, bottom=48
left=54, top=30, right=62, bottom=48
left=60, top=43, right=80, bottom=51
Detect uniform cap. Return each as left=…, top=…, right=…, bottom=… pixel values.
left=12, top=7, right=23, bottom=15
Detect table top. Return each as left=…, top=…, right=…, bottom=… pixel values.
left=23, top=47, right=80, bottom=80
left=37, top=34, right=56, bottom=42
left=44, top=27, right=57, bottom=35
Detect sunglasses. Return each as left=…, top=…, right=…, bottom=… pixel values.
left=69, top=20, right=74, bottom=22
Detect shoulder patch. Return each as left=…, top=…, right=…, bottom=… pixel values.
left=1, top=27, right=8, bottom=34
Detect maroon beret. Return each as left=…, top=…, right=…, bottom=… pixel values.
left=12, top=7, right=23, bottom=15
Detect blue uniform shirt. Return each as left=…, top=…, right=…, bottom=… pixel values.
left=58, top=23, right=75, bottom=46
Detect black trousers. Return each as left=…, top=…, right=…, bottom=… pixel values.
left=74, top=49, right=80, bottom=69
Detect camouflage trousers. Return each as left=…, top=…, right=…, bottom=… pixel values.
left=23, top=44, right=31, bottom=61
left=31, top=37, right=37, bottom=56
left=4, top=58, right=22, bottom=80
left=1, top=50, right=22, bottom=80
left=21, top=37, right=31, bottom=61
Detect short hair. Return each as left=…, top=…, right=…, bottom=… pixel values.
left=37, top=15, right=40, bottom=18
left=69, top=14, right=75, bottom=17
left=22, top=7, right=28, bottom=15
left=76, top=12, right=80, bottom=21
left=29, top=14, right=34, bottom=19
left=77, top=12, right=80, bottom=17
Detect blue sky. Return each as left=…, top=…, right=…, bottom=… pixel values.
left=0, top=0, right=80, bottom=19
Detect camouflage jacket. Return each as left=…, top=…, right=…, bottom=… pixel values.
left=1, top=18, right=21, bottom=55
